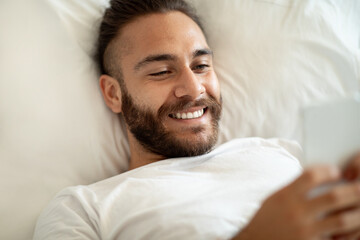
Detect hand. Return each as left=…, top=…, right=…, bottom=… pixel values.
left=232, top=165, right=360, bottom=240
left=329, top=152, right=360, bottom=240
left=343, top=152, right=360, bottom=181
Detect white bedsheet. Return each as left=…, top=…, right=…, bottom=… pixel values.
left=34, top=138, right=302, bottom=240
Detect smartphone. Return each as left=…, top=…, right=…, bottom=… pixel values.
left=302, top=96, right=360, bottom=167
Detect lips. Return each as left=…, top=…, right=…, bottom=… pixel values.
left=169, top=107, right=207, bottom=119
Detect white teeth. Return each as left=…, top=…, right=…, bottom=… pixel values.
left=171, top=108, right=205, bottom=120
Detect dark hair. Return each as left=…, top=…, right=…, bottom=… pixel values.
left=97, top=0, right=204, bottom=76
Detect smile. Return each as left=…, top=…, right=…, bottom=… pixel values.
left=169, top=108, right=207, bottom=120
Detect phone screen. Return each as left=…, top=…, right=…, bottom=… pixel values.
left=302, top=97, right=360, bottom=167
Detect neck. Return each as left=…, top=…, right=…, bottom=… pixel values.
left=127, top=130, right=165, bottom=170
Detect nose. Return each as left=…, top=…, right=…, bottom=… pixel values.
left=174, top=68, right=205, bottom=99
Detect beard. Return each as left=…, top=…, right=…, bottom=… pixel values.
left=120, top=88, right=222, bottom=159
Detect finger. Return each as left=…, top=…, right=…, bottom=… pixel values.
left=288, top=165, right=341, bottom=197
left=330, top=229, right=360, bottom=240
left=346, top=229, right=360, bottom=240
left=343, top=152, right=360, bottom=181
left=318, top=208, right=360, bottom=236
left=331, top=235, right=349, bottom=240
left=352, top=231, right=360, bottom=240
left=307, top=182, right=360, bottom=219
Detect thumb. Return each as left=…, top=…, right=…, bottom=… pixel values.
left=286, top=165, right=341, bottom=198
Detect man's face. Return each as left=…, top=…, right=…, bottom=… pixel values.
left=113, top=11, right=222, bottom=158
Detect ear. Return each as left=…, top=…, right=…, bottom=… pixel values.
left=99, top=74, right=122, bottom=113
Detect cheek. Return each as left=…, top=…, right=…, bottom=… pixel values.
left=134, top=84, right=173, bottom=110
left=205, top=72, right=221, bottom=99
left=122, top=73, right=171, bottom=111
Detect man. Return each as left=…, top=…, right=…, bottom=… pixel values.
left=34, top=0, right=360, bottom=239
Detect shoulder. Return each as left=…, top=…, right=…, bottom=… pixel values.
left=213, top=137, right=303, bottom=161
left=33, top=166, right=164, bottom=240
left=33, top=185, right=101, bottom=239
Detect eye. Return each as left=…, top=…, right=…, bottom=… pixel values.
left=193, top=64, right=210, bottom=72
left=149, top=70, right=171, bottom=76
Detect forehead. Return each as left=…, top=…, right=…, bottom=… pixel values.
left=116, top=11, right=208, bottom=64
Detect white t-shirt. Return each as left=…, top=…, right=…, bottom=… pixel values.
left=34, top=138, right=303, bottom=240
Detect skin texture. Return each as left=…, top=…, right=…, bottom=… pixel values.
left=99, top=10, right=360, bottom=240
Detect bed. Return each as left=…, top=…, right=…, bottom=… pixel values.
left=0, top=0, right=359, bottom=239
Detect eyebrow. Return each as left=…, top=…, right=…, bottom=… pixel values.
left=193, top=48, right=213, bottom=58
left=133, top=48, right=213, bottom=72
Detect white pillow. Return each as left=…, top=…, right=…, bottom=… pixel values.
left=1, top=0, right=359, bottom=239
left=190, top=0, right=360, bottom=145
left=0, top=0, right=128, bottom=239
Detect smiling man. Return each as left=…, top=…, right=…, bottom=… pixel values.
left=34, top=0, right=360, bottom=239
left=99, top=9, right=222, bottom=169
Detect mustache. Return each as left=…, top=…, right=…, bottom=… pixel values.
left=158, top=95, right=222, bottom=119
